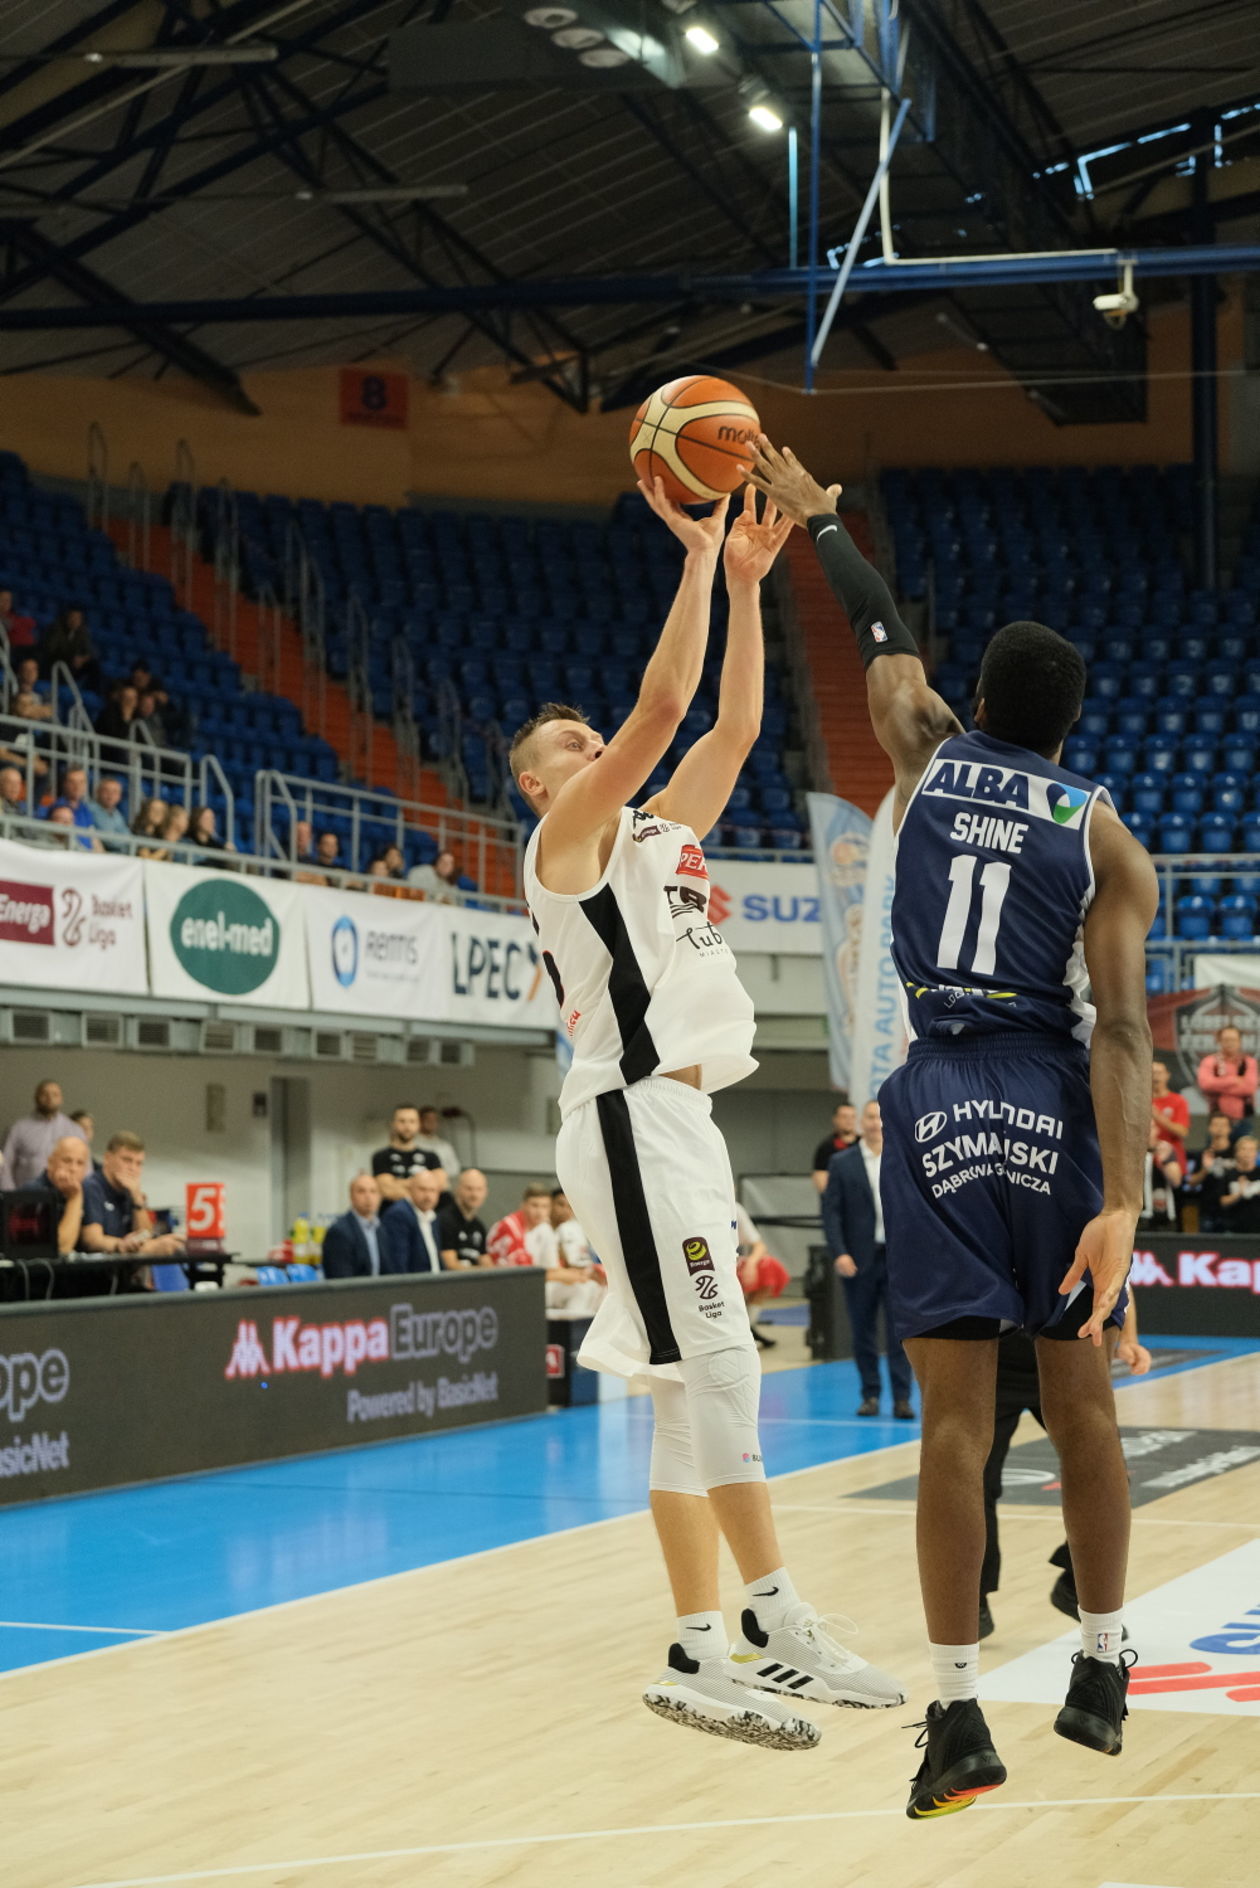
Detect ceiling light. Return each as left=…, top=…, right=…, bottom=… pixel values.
left=684, top=23, right=720, bottom=54
left=749, top=103, right=784, bottom=133
left=523, top=5, right=577, bottom=23
left=82, top=45, right=278, bottom=66
left=552, top=25, right=604, bottom=47
left=578, top=44, right=633, bottom=65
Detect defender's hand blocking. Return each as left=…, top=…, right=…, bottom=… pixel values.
left=1059, top=1208, right=1135, bottom=1346
left=740, top=436, right=842, bottom=528
left=636, top=475, right=728, bottom=555
left=723, top=483, right=794, bottom=586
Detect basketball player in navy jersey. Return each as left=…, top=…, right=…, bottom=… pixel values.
left=510, top=479, right=906, bottom=1751
left=744, top=437, right=1156, bottom=1816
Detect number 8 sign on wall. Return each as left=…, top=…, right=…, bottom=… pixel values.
left=339, top=368, right=409, bottom=430
left=186, top=1182, right=226, bottom=1245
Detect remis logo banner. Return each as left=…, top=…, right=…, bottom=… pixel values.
left=170, top=879, right=279, bottom=995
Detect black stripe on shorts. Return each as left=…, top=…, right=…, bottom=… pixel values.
left=595, top=1088, right=680, bottom=1366
left=581, top=883, right=659, bottom=1085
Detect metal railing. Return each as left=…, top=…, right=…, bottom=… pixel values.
left=0, top=708, right=197, bottom=814
left=435, top=674, right=467, bottom=801
left=253, top=767, right=524, bottom=901
left=254, top=582, right=284, bottom=699
left=86, top=421, right=109, bottom=535
left=124, top=460, right=152, bottom=572
left=211, top=478, right=240, bottom=662
left=170, top=438, right=197, bottom=608
left=49, top=660, right=93, bottom=733
left=1148, top=852, right=1260, bottom=988
left=283, top=518, right=327, bottom=740
left=344, top=588, right=373, bottom=782
left=391, top=636, right=422, bottom=801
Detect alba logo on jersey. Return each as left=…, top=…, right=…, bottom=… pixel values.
left=923, top=760, right=1091, bottom=828
left=1047, top=783, right=1090, bottom=827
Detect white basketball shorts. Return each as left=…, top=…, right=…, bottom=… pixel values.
left=556, top=1075, right=755, bottom=1381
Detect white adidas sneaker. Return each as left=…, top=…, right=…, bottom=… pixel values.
left=730, top=1606, right=908, bottom=1709
left=643, top=1643, right=822, bottom=1750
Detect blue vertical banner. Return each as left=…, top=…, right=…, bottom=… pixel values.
left=806, top=792, right=873, bottom=1092
left=847, top=788, right=908, bottom=1104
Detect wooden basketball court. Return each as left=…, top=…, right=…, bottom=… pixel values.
left=3, top=1339, right=1259, bottom=1888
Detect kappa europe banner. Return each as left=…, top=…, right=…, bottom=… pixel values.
left=303, top=883, right=559, bottom=1029
left=0, top=836, right=147, bottom=996
left=144, top=861, right=310, bottom=1007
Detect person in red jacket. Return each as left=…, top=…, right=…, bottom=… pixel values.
left=1151, top=1059, right=1189, bottom=1155
left=1197, top=1025, right=1259, bottom=1124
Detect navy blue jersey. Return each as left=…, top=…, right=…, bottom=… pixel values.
left=891, top=730, right=1109, bottom=1045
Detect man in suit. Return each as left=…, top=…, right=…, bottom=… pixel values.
left=322, top=1173, right=387, bottom=1279
left=821, top=1099, right=914, bottom=1420
left=382, top=1166, right=450, bottom=1275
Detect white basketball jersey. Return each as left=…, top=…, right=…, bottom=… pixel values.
left=524, top=805, right=757, bottom=1118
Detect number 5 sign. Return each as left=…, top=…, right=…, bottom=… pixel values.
left=186, top=1182, right=225, bottom=1242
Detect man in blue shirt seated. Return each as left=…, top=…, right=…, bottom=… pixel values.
left=382, top=1166, right=452, bottom=1275
left=90, top=775, right=131, bottom=850
left=80, top=1130, right=186, bottom=1267
left=322, top=1173, right=388, bottom=1278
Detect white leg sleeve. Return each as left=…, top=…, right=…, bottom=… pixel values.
left=648, top=1377, right=706, bottom=1497
left=677, top=1345, right=767, bottom=1488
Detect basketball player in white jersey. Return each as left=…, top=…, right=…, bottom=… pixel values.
left=511, top=480, right=906, bottom=1749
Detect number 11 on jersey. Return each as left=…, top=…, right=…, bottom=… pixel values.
left=937, top=856, right=1011, bottom=976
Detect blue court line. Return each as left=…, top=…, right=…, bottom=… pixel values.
left=0, top=1340, right=1252, bottom=1679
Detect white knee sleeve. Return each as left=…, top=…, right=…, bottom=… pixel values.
left=678, top=1345, right=766, bottom=1488
left=648, top=1377, right=705, bottom=1496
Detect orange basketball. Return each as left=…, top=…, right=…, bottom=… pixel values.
left=628, top=374, right=761, bottom=505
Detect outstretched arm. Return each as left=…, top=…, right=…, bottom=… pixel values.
left=540, top=479, right=725, bottom=855
left=1061, top=806, right=1159, bottom=1344
left=643, top=485, right=792, bottom=838
left=742, top=438, right=960, bottom=812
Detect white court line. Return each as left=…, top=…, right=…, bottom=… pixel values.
left=0, top=1620, right=161, bottom=1636
left=66, top=1793, right=1260, bottom=1888
left=776, top=1502, right=1260, bottom=1530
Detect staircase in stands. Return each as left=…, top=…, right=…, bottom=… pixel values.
left=783, top=516, right=892, bottom=817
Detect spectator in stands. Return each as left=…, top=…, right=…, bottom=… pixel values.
left=370, top=1104, right=440, bottom=1203
left=70, top=1109, right=102, bottom=1174
left=57, top=766, right=95, bottom=835
left=47, top=801, right=100, bottom=852
left=1138, top=1119, right=1183, bottom=1233
left=735, top=1202, right=792, bottom=1350
left=381, top=842, right=407, bottom=881
left=136, top=689, right=171, bottom=750
left=96, top=682, right=139, bottom=744
left=315, top=830, right=342, bottom=876
left=550, top=1187, right=598, bottom=1270
left=812, top=1100, right=858, bottom=1193
left=80, top=1130, right=185, bottom=1261
left=367, top=857, right=397, bottom=895
left=1198, top=1025, right=1258, bottom=1124
left=438, top=1166, right=490, bottom=1268
left=407, top=847, right=461, bottom=901
left=132, top=796, right=167, bottom=843
left=1151, top=1060, right=1190, bottom=1149
left=0, top=764, right=27, bottom=815
left=1184, top=1111, right=1236, bottom=1234
left=188, top=805, right=235, bottom=865
left=129, top=662, right=181, bottom=741
left=90, top=776, right=130, bottom=850
left=0, top=704, right=49, bottom=782
left=1222, top=1137, right=1260, bottom=1232
left=139, top=802, right=188, bottom=862
left=292, top=819, right=327, bottom=886
left=11, top=655, right=45, bottom=703
left=321, top=1173, right=386, bottom=1279
left=36, top=1135, right=90, bottom=1256
left=3, top=1080, right=87, bottom=1190
left=414, top=1105, right=459, bottom=1176
left=381, top=1167, right=451, bottom=1274
left=129, top=661, right=169, bottom=711
left=488, top=1180, right=603, bottom=1314
left=41, top=605, right=99, bottom=689
left=0, top=588, right=37, bottom=651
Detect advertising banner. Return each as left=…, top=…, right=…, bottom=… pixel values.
left=1147, top=982, right=1260, bottom=1092
left=303, top=883, right=558, bottom=1030
left=1128, top=1232, right=1260, bottom=1337
left=847, top=789, right=907, bottom=1104
left=0, top=1269, right=546, bottom=1506
left=806, top=793, right=873, bottom=1089
left=704, top=859, right=824, bottom=957
left=0, top=837, right=146, bottom=996
left=144, top=860, right=310, bottom=1007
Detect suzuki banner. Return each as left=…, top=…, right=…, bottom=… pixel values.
left=303, top=883, right=559, bottom=1029
left=705, top=859, right=824, bottom=957
left=0, top=837, right=147, bottom=996
left=0, top=1270, right=546, bottom=1506
left=144, top=861, right=310, bottom=1007
left=806, top=793, right=873, bottom=1089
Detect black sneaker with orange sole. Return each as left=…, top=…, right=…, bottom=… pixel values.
left=906, top=1699, right=1007, bottom=1820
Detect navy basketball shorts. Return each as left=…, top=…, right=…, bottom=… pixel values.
left=878, top=1032, right=1127, bottom=1343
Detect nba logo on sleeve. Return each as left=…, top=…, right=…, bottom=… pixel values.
left=871, top=622, right=888, bottom=643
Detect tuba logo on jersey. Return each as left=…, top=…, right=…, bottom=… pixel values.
left=1047, top=782, right=1090, bottom=827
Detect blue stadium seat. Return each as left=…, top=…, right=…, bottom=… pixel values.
left=1130, top=773, right=1165, bottom=817
left=1198, top=818, right=1236, bottom=854
left=1175, top=895, right=1215, bottom=940
left=1218, top=896, right=1257, bottom=941
left=1157, top=814, right=1195, bottom=854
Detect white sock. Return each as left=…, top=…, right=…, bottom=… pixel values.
left=744, top=1566, right=801, bottom=1631
left=678, top=1610, right=726, bottom=1661
left=930, top=1642, right=980, bottom=1705
left=1079, top=1607, right=1124, bottom=1665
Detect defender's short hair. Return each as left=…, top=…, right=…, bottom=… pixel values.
left=522, top=1180, right=552, bottom=1201
left=509, top=703, right=590, bottom=788
left=106, top=1130, right=145, bottom=1155
left=975, top=621, right=1086, bottom=757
